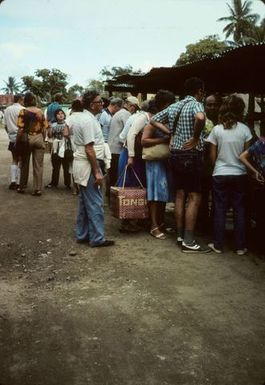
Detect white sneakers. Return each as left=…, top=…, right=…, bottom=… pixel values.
left=182, top=241, right=211, bottom=253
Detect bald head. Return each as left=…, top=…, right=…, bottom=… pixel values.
left=205, top=94, right=222, bottom=125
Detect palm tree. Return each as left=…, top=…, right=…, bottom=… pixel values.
left=218, top=0, right=260, bottom=44
left=248, top=18, right=265, bottom=42
left=1, top=76, right=21, bottom=94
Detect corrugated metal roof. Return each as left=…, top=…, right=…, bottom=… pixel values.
left=106, top=43, right=265, bottom=94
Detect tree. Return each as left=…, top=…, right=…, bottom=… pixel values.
left=1, top=76, right=21, bottom=94
left=67, top=84, right=84, bottom=101
left=100, top=65, right=142, bottom=80
left=86, top=79, right=104, bottom=92
left=21, top=68, right=68, bottom=103
left=175, top=35, right=227, bottom=66
left=246, top=17, right=265, bottom=43
left=218, top=0, right=259, bottom=44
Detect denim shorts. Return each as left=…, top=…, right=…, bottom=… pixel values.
left=169, top=150, right=203, bottom=193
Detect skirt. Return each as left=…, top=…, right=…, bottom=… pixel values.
left=146, top=159, right=172, bottom=202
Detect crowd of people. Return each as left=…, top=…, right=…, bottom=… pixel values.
left=2, top=77, right=265, bottom=253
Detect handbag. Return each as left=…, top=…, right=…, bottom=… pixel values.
left=64, top=138, right=74, bottom=161
left=142, top=143, right=170, bottom=160
left=110, top=166, right=149, bottom=219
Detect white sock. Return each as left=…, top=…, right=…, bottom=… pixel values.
left=16, top=166, right=21, bottom=184
left=11, top=165, right=17, bottom=183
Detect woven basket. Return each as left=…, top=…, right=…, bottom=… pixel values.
left=110, top=186, right=148, bottom=219
left=110, top=166, right=149, bottom=219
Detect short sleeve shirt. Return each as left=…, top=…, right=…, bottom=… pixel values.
left=17, top=109, right=48, bottom=134
left=206, top=122, right=252, bottom=176
left=152, top=96, right=205, bottom=151
left=51, top=122, right=65, bottom=139
left=3, top=103, right=24, bottom=142
left=69, top=110, right=104, bottom=147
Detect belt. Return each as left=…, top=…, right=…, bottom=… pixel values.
left=170, top=148, right=201, bottom=154
left=28, top=131, right=42, bottom=136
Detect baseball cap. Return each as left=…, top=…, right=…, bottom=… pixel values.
left=126, top=96, right=140, bottom=107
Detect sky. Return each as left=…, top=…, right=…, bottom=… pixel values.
left=0, top=0, right=264, bottom=90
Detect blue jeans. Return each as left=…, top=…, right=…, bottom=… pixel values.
left=213, top=175, right=247, bottom=251
left=76, top=174, right=105, bottom=246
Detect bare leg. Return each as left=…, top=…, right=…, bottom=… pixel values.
left=150, top=201, right=166, bottom=239
left=184, top=192, right=201, bottom=244
left=185, top=192, right=201, bottom=230
left=150, top=201, right=160, bottom=229
left=175, top=189, right=185, bottom=231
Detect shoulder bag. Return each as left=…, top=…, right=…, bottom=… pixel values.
left=142, top=143, right=170, bottom=160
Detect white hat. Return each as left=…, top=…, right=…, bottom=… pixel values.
left=126, top=96, right=140, bottom=107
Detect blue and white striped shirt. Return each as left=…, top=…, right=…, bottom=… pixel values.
left=152, top=96, right=205, bottom=151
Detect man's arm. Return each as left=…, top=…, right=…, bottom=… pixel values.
left=85, top=143, right=103, bottom=186
left=150, top=107, right=170, bottom=134
left=182, top=112, right=205, bottom=150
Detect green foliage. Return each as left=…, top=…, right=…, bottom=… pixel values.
left=218, top=0, right=260, bottom=43
left=66, top=84, right=84, bottom=102
left=21, top=68, right=68, bottom=102
left=100, top=65, right=142, bottom=79
left=1, top=76, right=21, bottom=94
left=86, top=79, right=105, bottom=92
left=175, top=35, right=227, bottom=66
left=244, top=17, right=265, bottom=43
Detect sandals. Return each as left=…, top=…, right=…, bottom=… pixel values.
left=150, top=227, right=166, bottom=240
left=17, top=188, right=25, bottom=194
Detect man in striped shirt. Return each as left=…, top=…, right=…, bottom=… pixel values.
left=151, top=77, right=211, bottom=253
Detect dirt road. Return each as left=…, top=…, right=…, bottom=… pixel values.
left=0, top=127, right=265, bottom=385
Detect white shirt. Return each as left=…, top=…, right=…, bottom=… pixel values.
left=206, top=122, right=252, bottom=176
left=126, top=112, right=150, bottom=156
left=119, top=112, right=139, bottom=144
left=69, top=110, right=105, bottom=186
left=3, top=103, right=24, bottom=142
